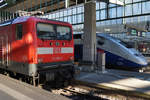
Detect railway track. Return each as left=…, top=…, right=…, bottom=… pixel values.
left=51, top=85, right=147, bottom=100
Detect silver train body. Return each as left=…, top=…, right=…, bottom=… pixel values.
left=97, top=33, right=148, bottom=69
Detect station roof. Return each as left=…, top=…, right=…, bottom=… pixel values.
left=0, top=0, right=124, bottom=13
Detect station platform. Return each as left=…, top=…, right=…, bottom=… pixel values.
left=75, top=69, right=150, bottom=99
left=0, top=74, right=70, bottom=100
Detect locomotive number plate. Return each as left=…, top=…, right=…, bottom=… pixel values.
left=53, top=48, right=61, bottom=54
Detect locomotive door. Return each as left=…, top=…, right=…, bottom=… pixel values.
left=0, top=38, right=3, bottom=64
left=0, top=36, right=8, bottom=66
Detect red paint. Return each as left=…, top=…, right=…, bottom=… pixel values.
left=0, top=17, right=74, bottom=64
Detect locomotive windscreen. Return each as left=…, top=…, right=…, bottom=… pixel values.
left=37, top=23, right=72, bottom=40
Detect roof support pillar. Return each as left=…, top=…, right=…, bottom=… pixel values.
left=83, top=1, right=96, bottom=65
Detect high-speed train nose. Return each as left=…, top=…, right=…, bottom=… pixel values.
left=138, top=58, right=148, bottom=66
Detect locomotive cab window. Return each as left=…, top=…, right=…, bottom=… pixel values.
left=16, top=24, right=23, bottom=40
left=37, top=23, right=72, bottom=40
left=37, top=23, right=55, bottom=39
left=56, top=26, right=71, bottom=40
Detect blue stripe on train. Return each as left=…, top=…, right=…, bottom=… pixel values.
left=97, top=48, right=146, bottom=68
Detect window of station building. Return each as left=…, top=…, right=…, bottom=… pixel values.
left=109, top=8, right=117, bottom=18
left=133, top=17, right=138, bottom=22
left=133, top=0, right=145, bottom=3
left=100, top=2, right=106, bottom=9
left=52, top=13, right=55, bottom=19
left=133, top=3, right=141, bottom=15
left=125, top=0, right=132, bottom=4
left=48, top=14, right=52, bottom=19
left=59, top=11, right=63, bottom=17
left=139, top=16, right=145, bottom=22
left=100, top=10, right=106, bottom=20
left=68, top=9, right=72, bottom=15
left=96, top=22, right=101, bottom=27
left=96, top=2, right=100, bottom=10
left=81, top=14, right=84, bottom=23
left=117, top=19, right=123, bottom=24
left=77, top=6, right=82, bottom=14
left=59, top=17, right=63, bottom=21
left=64, top=17, right=68, bottom=22
left=73, top=8, right=77, bottom=15
left=96, top=11, right=100, bottom=20
left=77, top=14, right=82, bottom=23
left=125, top=4, right=132, bottom=16
left=125, top=17, right=132, bottom=23
left=111, top=20, right=117, bottom=25
left=64, top=10, right=68, bottom=17
left=100, top=21, right=105, bottom=26
left=142, top=1, right=150, bottom=14
left=109, top=3, right=117, bottom=8
left=73, top=15, right=77, bottom=24
left=82, top=6, right=84, bottom=12
left=56, top=12, right=59, bottom=18
left=73, top=25, right=77, bottom=31
left=68, top=16, right=72, bottom=24
left=117, top=7, right=124, bottom=17
left=16, top=24, right=23, bottom=40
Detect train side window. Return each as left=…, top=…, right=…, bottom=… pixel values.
left=98, top=40, right=104, bottom=45
left=16, top=24, right=23, bottom=40
left=97, top=37, right=105, bottom=45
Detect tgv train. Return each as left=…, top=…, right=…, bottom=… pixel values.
left=97, top=33, right=148, bottom=71
left=74, top=33, right=148, bottom=71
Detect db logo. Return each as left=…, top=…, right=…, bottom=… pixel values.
left=53, top=48, right=61, bottom=54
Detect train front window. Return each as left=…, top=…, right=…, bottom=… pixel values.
left=37, top=23, right=71, bottom=40
left=56, top=26, right=71, bottom=40
left=37, top=23, right=55, bottom=39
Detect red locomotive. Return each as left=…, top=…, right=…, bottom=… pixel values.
left=0, top=16, right=74, bottom=86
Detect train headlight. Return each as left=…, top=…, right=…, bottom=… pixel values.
left=25, top=34, right=33, bottom=44
left=70, top=56, right=74, bottom=60
left=38, top=58, right=43, bottom=63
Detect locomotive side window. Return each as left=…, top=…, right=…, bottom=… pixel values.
left=56, top=26, right=71, bottom=40
left=16, top=24, right=23, bottom=40
left=37, top=23, right=55, bottom=39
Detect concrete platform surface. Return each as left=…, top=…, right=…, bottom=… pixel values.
left=75, top=69, right=150, bottom=99
left=0, top=74, right=70, bottom=100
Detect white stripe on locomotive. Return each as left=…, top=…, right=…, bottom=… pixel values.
left=37, top=47, right=73, bottom=54
left=61, top=47, right=73, bottom=53
left=37, top=48, right=53, bottom=54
